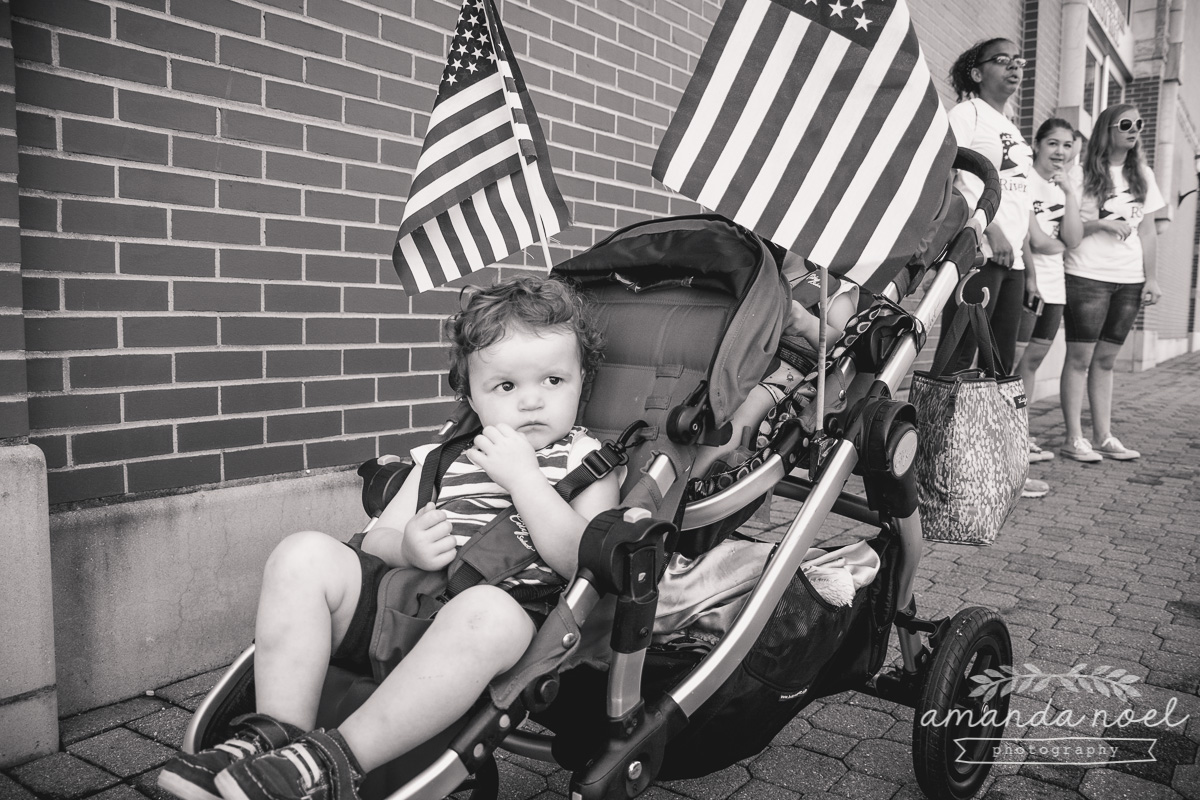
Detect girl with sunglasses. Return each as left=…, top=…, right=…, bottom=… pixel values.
left=943, top=38, right=1047, bottom=498
left=1058, top=104, right=1163, bottom=463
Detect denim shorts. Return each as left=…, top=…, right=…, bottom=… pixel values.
left=330, top=545, right=390, bottom=676
left=1063, top=274, right=1143, bottom=345
left=1017, top=302, right=1064, bottom=343
left=329, top=545, right=555, bottom=676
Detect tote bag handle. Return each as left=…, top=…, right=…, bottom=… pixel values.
left=929, top=302, right=1008, bottom=379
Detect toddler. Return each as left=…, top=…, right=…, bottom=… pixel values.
left=159, top=275, right=619, bottom=800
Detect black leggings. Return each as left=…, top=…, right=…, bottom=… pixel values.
left=939, top=260, right=1025, bottom=374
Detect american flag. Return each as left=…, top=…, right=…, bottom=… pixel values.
left=652, top=0, right=956, bottom=294
left=392, top=0, right=570, bottom=294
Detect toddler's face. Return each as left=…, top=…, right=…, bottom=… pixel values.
left=466, top=326, right=583, bottom=450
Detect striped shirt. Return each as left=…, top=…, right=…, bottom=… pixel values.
left=411, top=426, right=600, bottom=588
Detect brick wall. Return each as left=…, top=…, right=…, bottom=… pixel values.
left=0, top=0, right=25, bottom=441
left=1018, top=0, right=1064, bottom=143
left=13, top=0, right=1043, bottom=507
left=13, top=0, right=718, bottom=506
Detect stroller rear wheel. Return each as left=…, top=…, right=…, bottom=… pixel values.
left=911, top=607, right=1012, bottom=800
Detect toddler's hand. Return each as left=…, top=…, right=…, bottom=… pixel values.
left=401, top=502, right=456, bottom=571
left=467, top=424, right=541, bottom=493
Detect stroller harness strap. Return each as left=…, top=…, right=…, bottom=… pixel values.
left=368, top=431, right=627, bottom=679
left=416, top=428, right=628, bottom=604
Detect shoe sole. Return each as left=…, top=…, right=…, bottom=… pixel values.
left=1098, top=451, right=1139, bottom=461
left=1028, top=453, right=1055, bottom=463
left=213, top=772, right=253, bottom=800
left=1021, top=489, right=1049, bottom=498
left=1060, top=451, right=1103, bottom=463
left=158, top=772, right=223, bottom=800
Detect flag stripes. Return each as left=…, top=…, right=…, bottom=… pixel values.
left=396, top=171, right=545, bottom=294
left=392, top=0, right=569, bottom=295
left=653, top=0, right=956, bottom=291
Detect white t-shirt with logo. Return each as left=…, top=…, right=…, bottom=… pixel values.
left=1064, top=164, right=1164, bottom=284
left=948, top=98, right=1033, bottom=271
left=1028, top=170, right=1067, bottom=304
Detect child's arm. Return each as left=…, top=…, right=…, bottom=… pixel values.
left=1028, top=210, right=1064, bottom=255
left=1058, top=178, right=1083, bottom=248
left=467, top=425, right=620, bottom=580
left=361, top=468, right=457, bottom=570
left=1023, top=234, right=1038, bottom=300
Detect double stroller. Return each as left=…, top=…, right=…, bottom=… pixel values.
left=184, top=149, right=1014, bottom=800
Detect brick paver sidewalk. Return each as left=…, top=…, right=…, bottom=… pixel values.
left=5, top=352, right=1199, bottom=800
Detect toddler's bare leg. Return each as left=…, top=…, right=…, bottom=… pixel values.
left=338, top=584, right=535, bottom=773
left=253, top=530, right=363, bottom=729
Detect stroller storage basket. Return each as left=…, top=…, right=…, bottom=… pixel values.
left=658, top=532, right=899, bottom=780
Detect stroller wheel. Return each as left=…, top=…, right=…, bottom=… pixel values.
left=911, top=607, right=1012, bottom=800
left=447, top=753, right=499, bottom=800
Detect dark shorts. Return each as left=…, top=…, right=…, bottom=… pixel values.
left=1017, top=302, right=1064, bottom=343
left=1063, top=274, right=1143, bottom=345
left=330, top=546, right=555, bottom=676
left=330, top=545, right=390, bottom=676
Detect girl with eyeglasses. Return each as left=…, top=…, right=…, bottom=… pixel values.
left=1058, top=104, right=1163, bottom=464
left=943, top=38, right=1047, bottom=498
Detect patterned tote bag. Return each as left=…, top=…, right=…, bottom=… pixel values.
left=910, top=302, right=1027, bottom=545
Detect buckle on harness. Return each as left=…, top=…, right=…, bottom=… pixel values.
left=583, top=443, right=627, bottom=480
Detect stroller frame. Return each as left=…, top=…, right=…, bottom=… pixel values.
left=183, top=151, right=1010, bottom=800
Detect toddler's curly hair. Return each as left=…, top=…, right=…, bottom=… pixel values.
left=444, top=275, right=604, bottom=398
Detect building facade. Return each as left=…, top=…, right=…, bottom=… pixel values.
left=1, top=0, right=1197, bottom=764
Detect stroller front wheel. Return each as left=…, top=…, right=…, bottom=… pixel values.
left=911, top=607, right=1013, bottom=800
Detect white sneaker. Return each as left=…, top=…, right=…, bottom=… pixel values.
left=1021, top=478, right=1050, bottom=498
left=1060, top=437, right=1103, bottom=463
left=1096, top=436, right=1140, bottom=461
left=1028, top=438, right=1055, bottom=463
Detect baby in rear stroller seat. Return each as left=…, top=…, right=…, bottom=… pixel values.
left=691, top=250, right=859, bottom=488
left=158, top=275, right=621, bottom=800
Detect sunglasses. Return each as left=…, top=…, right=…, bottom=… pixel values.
left=979, top=54, right=1027, bottom=69
left=1111, top=118, right=1144, bottom=132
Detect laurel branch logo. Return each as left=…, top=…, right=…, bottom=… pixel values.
left=969, top=663, right=1143, bottom=703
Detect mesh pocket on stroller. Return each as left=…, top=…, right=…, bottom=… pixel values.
left=744, top=569, right=857, bottom=696
left=658, top=534, right=898, bottom=780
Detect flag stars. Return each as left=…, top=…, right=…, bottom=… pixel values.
left=855, top=13, right=871, bottom=29
left=828, top=0, right=847, bottom=18
left=850, top=0, right=866, bottom=6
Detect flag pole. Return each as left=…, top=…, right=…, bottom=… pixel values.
left=521, top=155, right=555, bottom=270
left=814, top=264, right=828, bottom=442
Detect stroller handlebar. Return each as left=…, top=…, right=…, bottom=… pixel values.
left=952, top=146, right=1000, bottom=229
left=943, top=146, right=1001, bottom=273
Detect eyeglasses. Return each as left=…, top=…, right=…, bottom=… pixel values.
left=979, top=54, right=1027, bottom=69
left=1111, top=118, right=1144, bottom=133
